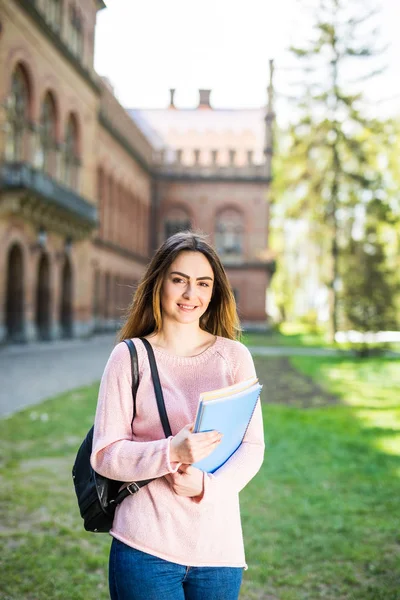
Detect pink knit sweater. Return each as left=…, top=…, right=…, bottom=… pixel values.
left=91, top=336, right=265, bottom=568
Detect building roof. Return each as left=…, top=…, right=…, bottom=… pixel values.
left=127, top=104, right=267, bottom=167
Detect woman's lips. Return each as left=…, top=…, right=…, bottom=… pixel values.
left=177, top=304, right=197, bottom=311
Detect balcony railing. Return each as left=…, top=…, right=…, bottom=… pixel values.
left=0, top=162, right=97, bottom=226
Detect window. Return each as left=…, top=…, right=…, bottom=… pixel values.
left=38, top=93, right=57, bottom=175
left=215, top=208, right=244, bottom=257
left=5, top=65, right=29, bottom=162
left=164, top=207, right=191, bottom=240
left=165, top=220, right=191, bottom=239
left=63, top=114, right=79, bottom=189
left=97, top=168, right=104, bottom=237
left=69, top=5, right=83, bottom=58
left=44, top=0, right=62, bottom=32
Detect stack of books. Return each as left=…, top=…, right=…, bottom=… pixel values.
left=192, top=377, right=262, bottom=473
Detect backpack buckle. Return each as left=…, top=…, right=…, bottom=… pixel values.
left=126, top=482, right=140, bottom=494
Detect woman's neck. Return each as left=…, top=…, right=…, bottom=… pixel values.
left=147, top=323, right=215, bottom=357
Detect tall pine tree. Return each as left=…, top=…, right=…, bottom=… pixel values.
left=283, top=0, right=393, bottom=340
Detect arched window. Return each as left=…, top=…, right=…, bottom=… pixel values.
left=63, top=114, right=79, bottom=189
left=38, top=93, right=57, bottom=175
left=164, top=207, right=191, bottom=240
left=5, top=65, right=30, bottom=162
left=215, top=208, right=244, bottom=258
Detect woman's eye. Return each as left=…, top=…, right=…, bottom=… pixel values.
left=199, top=282, right=209, bottom=287
left=172, top=277, right=185, bottom=284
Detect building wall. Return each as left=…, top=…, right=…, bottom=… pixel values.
left=156, top=179, right=270, bottom=323
left=227, top=267, right=269, bottom=324
left=0, top=1, right=99, bottom=200
left=0, top=0, right=100, bottom=340
left=94, top=93, right=154, bottom=330
left=31, top=0, right=98, bottom=73
left=158, top=180, right=268, bottom=257
left=0, top=2, right=271, bottom=343
left=0, top=0, right=152, bottom=342
left=134, top=94, right=273, bottom=328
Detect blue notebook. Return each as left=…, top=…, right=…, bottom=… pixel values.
left=192, top=378, right=262, bottom=473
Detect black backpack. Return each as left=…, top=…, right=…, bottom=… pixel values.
left=72, top=338, right=172, bottom=533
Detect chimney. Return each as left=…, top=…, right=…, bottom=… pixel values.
left=198, top=89, right=212, bottom=109
left=169, top=88, right=176, bottom=109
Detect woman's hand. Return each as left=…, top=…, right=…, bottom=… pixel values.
left=165, top=464, right=204, bottom=498
left=169, top=423, right=222, bottom=464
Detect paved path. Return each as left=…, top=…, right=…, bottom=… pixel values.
left=0, top=336, right=396, bottom=417
left=0, top=334, right=117, bottom=417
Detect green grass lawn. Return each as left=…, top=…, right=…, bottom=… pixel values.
left=242, top=323, right=330, bottom=348
left=242, top=323, right=400, bottom=355
left=1, top=355, right=399, bottom=599
left=241, top=355, right=400, bottom=600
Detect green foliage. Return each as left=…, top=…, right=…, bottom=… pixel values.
left=272, top=0, right=399, bottom=338
left=340, top=223, right=399, bottom=337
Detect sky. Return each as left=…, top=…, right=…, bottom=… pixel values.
left=94, top=0, right=400, bottom=120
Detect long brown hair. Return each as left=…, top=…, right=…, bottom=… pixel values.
left=117, top=231, right=241, bottom=341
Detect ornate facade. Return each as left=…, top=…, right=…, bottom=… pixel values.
left=0, top=0, right=274, bottom=344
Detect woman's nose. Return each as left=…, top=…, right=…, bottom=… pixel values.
left=183, top=284, right=194, bottom=298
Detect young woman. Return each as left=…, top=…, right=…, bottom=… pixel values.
left=91, top=231, right=265, bottom=600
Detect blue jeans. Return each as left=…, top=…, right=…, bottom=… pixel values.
left=109, top=538, right=243, bottom=600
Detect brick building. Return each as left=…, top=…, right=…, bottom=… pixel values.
left=130, top=86, right=275, bottom=327
left=0, top=0, right=274, bottom=344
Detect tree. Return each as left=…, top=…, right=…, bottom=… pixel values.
left=340, top=210, right=399, bottom=354
left=282, top=0, right=393, bottom=341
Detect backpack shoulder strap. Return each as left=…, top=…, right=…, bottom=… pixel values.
left=140, top=338, right=172, bottom=438
left=124, top=339, right=139, bottom=427
left=111, top=338, right=172, bottom=505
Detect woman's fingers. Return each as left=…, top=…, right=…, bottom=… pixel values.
left=194, top=438, right=222, bottom=460
left=170, top=424, right=223, bottom=463
left=186, top=436, right=221, bottom=459
left=190, top=432, right=222, bottom=452
left=194, top=430, right=221, bottom=442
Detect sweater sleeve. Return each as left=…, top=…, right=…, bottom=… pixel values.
left=195, top=342, right=265, bottom=503
left=90, top=342, right=180, bottom=481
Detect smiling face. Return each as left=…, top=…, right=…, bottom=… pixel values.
left=160, top=251, right=214, bottom=326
